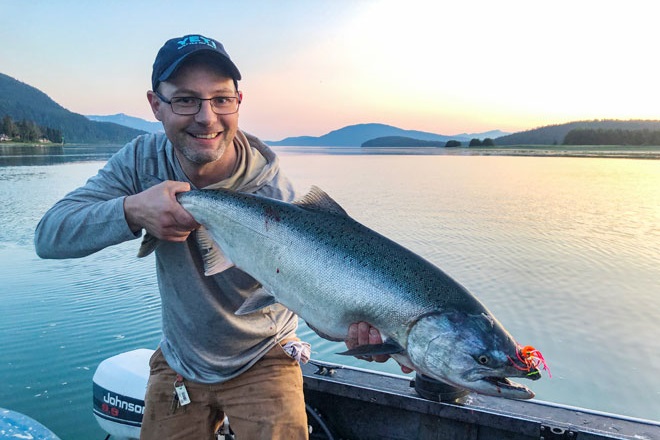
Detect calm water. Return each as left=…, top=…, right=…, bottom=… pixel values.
left=0, top=147, right=658, bottom=439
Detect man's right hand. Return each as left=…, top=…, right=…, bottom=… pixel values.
left=123, top=181, right=200, bottom=242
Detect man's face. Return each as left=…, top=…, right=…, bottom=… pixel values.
left=149, top=61, right=241, bottom=168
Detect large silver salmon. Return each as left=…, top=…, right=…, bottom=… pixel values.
left=146, top=187, right=544, bottom=399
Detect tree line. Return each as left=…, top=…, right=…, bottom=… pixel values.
left=1, top=115, right=63, bottom=143
left=445, top=138, right=495, bottom=147
left=468, top=138, right=494, bottom=147
left=564, top=128, right=660, bottom=146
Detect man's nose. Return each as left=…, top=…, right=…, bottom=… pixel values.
left=195, top=99, right=216, bottom=123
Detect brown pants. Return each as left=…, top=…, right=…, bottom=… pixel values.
left=140, top=346, right=309, bottom=440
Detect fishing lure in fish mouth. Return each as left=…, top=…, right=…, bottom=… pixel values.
left=509, top=345, right=552, bottom=378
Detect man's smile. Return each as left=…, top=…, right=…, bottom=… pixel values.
left=190, top=132, right=221, bottom=139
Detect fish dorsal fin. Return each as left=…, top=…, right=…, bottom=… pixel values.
left=293, top=186, right=348, bottom=216
left=235, top=288, right=279, bottom=315
left=195, top=227, right=235, bottom=276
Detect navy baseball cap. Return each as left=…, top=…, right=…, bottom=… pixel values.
left=151, top=34, right=242, bottom=90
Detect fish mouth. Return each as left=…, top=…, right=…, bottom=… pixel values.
left=481, top=376, right=535, bottom=398
left=453, top=366, right=540, bottom=399
left=467, top=371, right=538, bottom=399
left=429, top=372, right=536, bottom=400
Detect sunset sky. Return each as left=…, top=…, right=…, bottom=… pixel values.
left=2, top=0, right=659, bottom=140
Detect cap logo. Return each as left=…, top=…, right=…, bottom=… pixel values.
left=176, top=35, right=217, bottom=50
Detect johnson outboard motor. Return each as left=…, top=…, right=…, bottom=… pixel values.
left=92, top=349, right=236, bottom=440
left=92, top=349, right=154, bottom=440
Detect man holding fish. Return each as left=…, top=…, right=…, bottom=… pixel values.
left=37, top=32, right=547, bottom=440
left=35, top=34, right=391, bottom=439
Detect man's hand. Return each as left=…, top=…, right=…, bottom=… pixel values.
left=124, top=181, right=199, bottom=241
left=346, top=322, right=414, bottom=374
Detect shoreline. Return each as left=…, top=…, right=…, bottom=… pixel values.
left=274, top=145, right=660, bottom=160
left=2, top=143, right=659, bottom=160
left=0, top=141, right=62, bottom=147
left=450, top=145, right=660, bottom=160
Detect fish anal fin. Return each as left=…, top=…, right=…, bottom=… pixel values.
left=195, top=227, right=235, bottom=276
left=235, top=288, right=279, bottom=315
left=293, top=186, right=348, bottom=216
left=337, top=341, right=405, bottom=357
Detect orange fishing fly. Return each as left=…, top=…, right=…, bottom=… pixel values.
left=509, top=345, right=551, bottom=378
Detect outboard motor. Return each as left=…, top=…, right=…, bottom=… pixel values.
left=92, top=349, right=154, bottom=440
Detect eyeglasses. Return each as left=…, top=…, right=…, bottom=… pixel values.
left=154, top=91, right=241, bottom=115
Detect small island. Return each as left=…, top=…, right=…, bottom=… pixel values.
left=362, top=136, right=448, bottom=147
left=361, top=136, right=496, bottom=148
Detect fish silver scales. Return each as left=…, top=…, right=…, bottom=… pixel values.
left=179, top=189, right=471, bottom=336
left=171, top=186, right=543, bottom=399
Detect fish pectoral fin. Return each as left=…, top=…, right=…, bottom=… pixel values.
left=195, top=227, right=235, bottom=275
left=293, top=186, right=348, bottom=216
left=235, top=288, right=279, bottom=315
left=137, top=233, right=160, bottom=257
left=337, top=341, right=405, bottom=357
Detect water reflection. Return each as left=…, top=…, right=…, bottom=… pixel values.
left=1, top=148, right=659, bottom=439
left=0, top=144, right=122, bottom=166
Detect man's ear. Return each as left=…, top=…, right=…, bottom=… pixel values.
left=146, top=91, right=163, bottom=121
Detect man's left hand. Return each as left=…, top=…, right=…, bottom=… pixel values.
left=345, top=322, right=414, bottom=373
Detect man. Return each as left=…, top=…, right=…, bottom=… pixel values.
left=35, top=34, right=394, bottom=439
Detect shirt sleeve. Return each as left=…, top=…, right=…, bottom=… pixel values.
left=34, top=140, right=143, bottom=259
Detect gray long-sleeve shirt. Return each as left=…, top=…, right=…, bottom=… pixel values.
left=34, top=131, right=299, bottom=382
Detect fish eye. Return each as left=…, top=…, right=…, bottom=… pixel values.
left=477, top=355, right=490, bottom=365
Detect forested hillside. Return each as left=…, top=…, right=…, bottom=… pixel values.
left=495, top=120, right=660, bottom=145
left=0, top=73, right=145, bottom=143
left=564, top=128, right=660, bottom=145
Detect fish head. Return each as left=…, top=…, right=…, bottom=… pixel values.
left=407, top=311, right=540, bottom=399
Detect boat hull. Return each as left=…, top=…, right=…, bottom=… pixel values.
left=302, top=360, right=660, bottom=440
left=91, top=350, right=660, bottom=440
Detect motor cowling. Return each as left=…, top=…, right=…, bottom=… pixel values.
left=92, top=349, right=154, bottom=440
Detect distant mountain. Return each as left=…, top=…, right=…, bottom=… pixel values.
left=0, top=72, right=146, bottom=143
left=87, top=113, right=163, bottom=133
left=267, top=123, right=503, bottom=147
left=494, top=119, right=660, bottom=145
left=456, top=129, right=509, bottom=139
